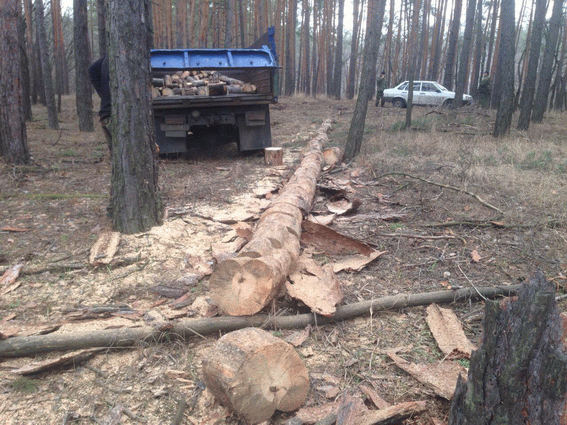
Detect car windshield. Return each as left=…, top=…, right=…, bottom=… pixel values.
left=436, top=83, right=449, bottom=91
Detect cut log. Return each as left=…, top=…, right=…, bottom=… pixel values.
left=448, top=272, right=567, bottom=425
left=209, top=120, right=333, bottom=316
left=202, top=328, right=309, bottom=424
left=207, top=82, right=227, bottom=96
left=265, top=147, right=284, bottom=166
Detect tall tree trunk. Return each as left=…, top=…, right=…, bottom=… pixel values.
left=97, top=0, right=107, bottom=57
left=553, top=18, right=567, bottom=110
left=35, top=0, right=59, bottom=130
left=418, top=0, right=430, bottom=79
left=454, top=0, right=477, bottom=107
left=23, top=0, right=37, bottom=106
left=343, top=0, right=386, bottom=162
left=346, top=0, right=361, bottom=99
left=443, top=0, right=462, bottom=90
left=492, top=0, right=515, bottom=137
left=284, top=0, right=297, bottom=95
left=516, top=0, right=546, bottom=130
left=299, top=0, right=311, bottom=94
left=405, top=0, right=421, bottom=128
left=469, top=0, right=484, bottom=98
left=0, top=0, right=30, bottom=164
left=18, top=0, right=32, bottom=122
left=485, top=0, right=500, bottom=75
left=311, top=0, right=319, bottom=95
left=74, top=0, right=94, bottom=132
left=332, top=0, right=344, bottom=99
left=224, top=0, right=234, bottom=47
left=108, top=0, right=162, bottom=233
left=532, top=0, right=564, bottom=122
left=428, top=0, right=446, bottom=80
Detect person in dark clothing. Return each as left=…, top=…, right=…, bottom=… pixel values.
left=89, top=56, right=114, bottom=217
left=88, top=56, right=112, bottom=148
left=375, top=71, right=387, bottom=107
left=477, top=71, right=491, bottom=108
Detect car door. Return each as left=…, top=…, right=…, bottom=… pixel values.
left=420, top=82, right=443, bottom=106
left=411, top=82, right=423, bottom=105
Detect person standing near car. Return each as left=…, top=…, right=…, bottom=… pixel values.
left=88, top=56, right=112, bottom=149
left=477, top=71, right=491, bottom=108
left=375, top=71, right=387, bottom=107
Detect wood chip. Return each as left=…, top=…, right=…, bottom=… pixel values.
left=287, top=257, right=343, bottom=316
left=386, top=351, right=466, bottom=400
left=426, top=304, right=476, bottom=358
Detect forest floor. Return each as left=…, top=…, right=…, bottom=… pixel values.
left=1, top=95, right=567, bottom=424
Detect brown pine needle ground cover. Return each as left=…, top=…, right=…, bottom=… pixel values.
left=0, top=95, right=566, bottom=424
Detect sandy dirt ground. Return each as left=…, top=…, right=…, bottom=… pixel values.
left=1, top=95, right=566, bottom=424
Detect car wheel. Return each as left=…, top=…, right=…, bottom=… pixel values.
left=443, top=99, right=453, bottom=108
left=392, top=98, right=406, bottom=108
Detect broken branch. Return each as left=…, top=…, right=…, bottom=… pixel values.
left=377, top=172, right=504, bottom=216
left=0, top=283, right=523, bottom=358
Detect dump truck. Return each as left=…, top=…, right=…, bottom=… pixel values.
left=150, top=28, right=279, bottom=154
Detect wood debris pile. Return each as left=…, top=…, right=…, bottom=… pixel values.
left=151, top=70, right=257, bottom=98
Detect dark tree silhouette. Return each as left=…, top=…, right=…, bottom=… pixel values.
left=532, top=0, right=564, bottom=122
left=343, top=0, right=387, bottom=162
left=0, top=0, right=30, bottom=164
left=493, top=0, right=515, bottom=137
left=108, top=0, right=162, bottom=233
left=74, top=0, right=94, bottom=132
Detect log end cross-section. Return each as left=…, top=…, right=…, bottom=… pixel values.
left=202, top=328, right=310, bottom=424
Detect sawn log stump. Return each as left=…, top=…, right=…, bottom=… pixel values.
left=202, top=327, right=309, bottom=423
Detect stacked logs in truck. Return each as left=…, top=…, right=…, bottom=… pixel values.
left=151, top=70, right=257, bottom=98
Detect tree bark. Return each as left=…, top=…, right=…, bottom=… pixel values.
left=443, top=0, right=462, bottom=90
left=492, top=0, right=515, bottom=137
left=516, top=0, right=545, bottom=130
left=332, top=0, right=344, bottom=99
left=202, top=328, right=309, bottom=424
left=284, top=0, right=297, bottom=95
left=448, top=273, right=567, bottom=425
left=209, top=120, right=331, bottom=316
left=531, top=0, right=564, bottom=122
left=454, top=0, right=477, bottom=107
left=108, top=0, right=163, bottom=233
left=74, top=0, right=94, bottom=132
left=35, top=0, right=59, bottom=130
left=343, top=0, right=386, bottom=161
left=0, top=283, right=524, bottom=358
left=0, top=0, right=30, bottom=164
left=346, top=0, right=360, bottom=99
left=97, top=0, right=107, bottom=57
left=18, top=0, right=32, bottom=122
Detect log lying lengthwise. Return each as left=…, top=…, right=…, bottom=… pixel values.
left=202, top=328, right=309, bottom=424
left=0, top=284, right=523, bottom=358
left=209, top=120, right=333, bottom=316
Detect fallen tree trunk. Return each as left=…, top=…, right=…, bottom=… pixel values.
left=209, top=120, right=333, bottom=316
left=448, top=273, right=567, bottom=424
left=202, top=328, right=309, bottom=423
left=0, top=283, right=522, bottom=358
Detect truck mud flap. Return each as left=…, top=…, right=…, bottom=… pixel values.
left=237, top=105, right=272, bottom=151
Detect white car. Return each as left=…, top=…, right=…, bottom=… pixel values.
left=383, top=81, right=473, bottom=108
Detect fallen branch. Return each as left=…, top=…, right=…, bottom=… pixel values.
left=377, top=172, right=504, bottom=216
left=0, top=283, right=523, bottom=358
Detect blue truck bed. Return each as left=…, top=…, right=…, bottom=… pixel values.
left=150, top=30, right=279, bottom=154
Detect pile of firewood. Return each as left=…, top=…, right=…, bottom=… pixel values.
left=151, top=70, right=257, bottom=98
